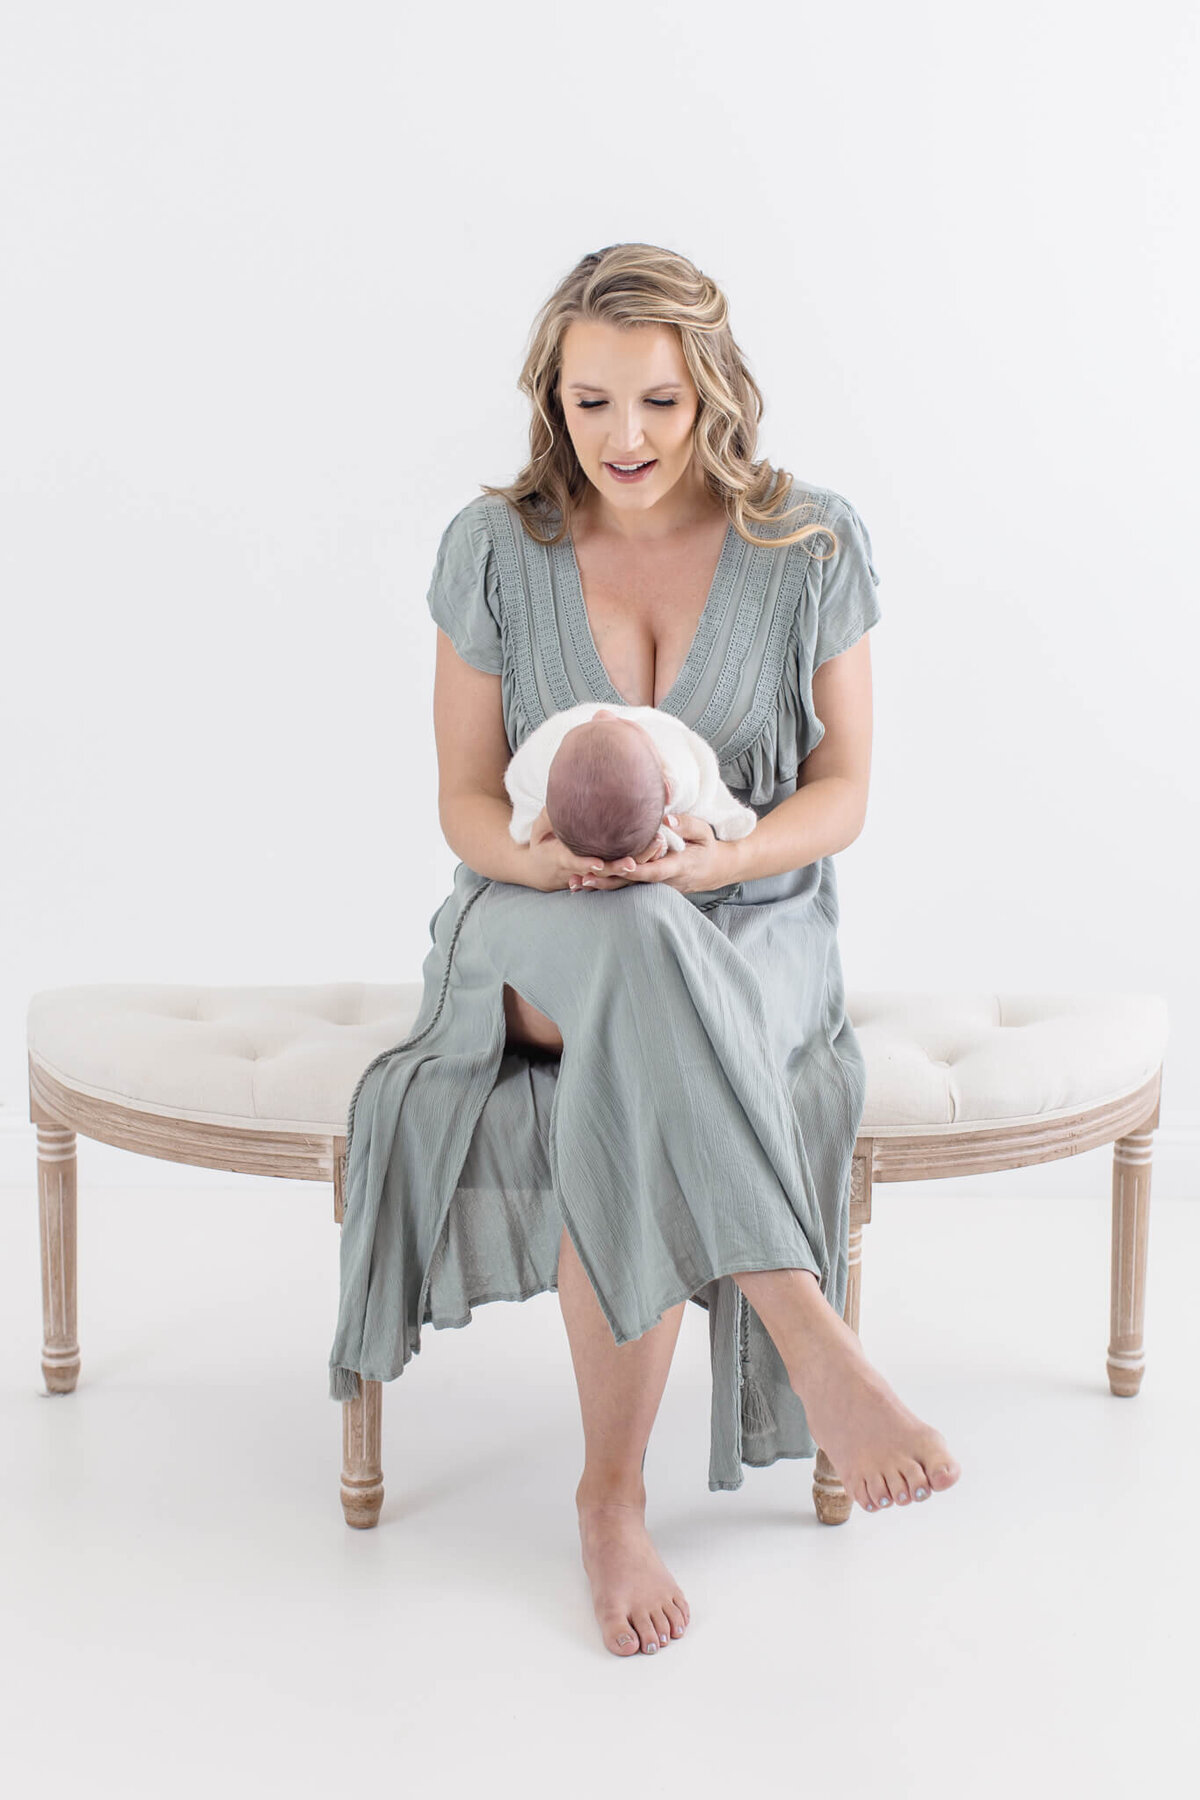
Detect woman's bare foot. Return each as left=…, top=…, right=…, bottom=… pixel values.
left=576, top=1481, right=691, bottom=1657
left=780, top=1280, right=962, bottom=1513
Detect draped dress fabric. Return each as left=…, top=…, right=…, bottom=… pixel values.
left=328, top=478, right=882, bottom=1492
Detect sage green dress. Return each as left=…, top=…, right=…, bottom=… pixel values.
left=329, top=477, right=882, bottom=1492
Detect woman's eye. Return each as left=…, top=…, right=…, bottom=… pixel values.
left=575, top=398, right=676, bottom=409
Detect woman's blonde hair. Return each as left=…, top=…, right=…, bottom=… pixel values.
left=479, top=242, right=835, bottom=557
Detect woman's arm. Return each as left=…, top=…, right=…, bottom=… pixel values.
left=432, top=629, right=541, bottom=885
left=726, top=633, right=874, bottom=884
left=433, top=630, right=618, bottom=892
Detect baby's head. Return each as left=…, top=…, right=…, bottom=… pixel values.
left=545, top=710, right=668, bottom=863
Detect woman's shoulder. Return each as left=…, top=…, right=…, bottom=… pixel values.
left=437, top=491, right=563, bottom=562
left=768, top=478, right=880, bottom=600
left=435, top=490, right=501, bottom=549
left=771, top=475, right=868, bottom=543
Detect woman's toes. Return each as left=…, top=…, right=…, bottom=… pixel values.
left=611, top=1620, right=641, bottom=1656
left=634, top=1613, right=660, bottom=1654
left=885, top=1468, right=912, bottom=1505
left=899, top=1458, right=931, bottom=1501
left=674, top=1593, right=691, bottom=1629
left=663, top=1600, right=687, bottom=1638
left=865, top=1476, right=891, bottom=1511
left=926, top=1458, right=961, bottom=1492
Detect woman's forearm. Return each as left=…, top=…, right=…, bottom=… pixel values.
left=727, top=776, right=865, bottom=884
left=443, top=777, right=864, bottom=890
left=439, top=791, right=541, bottom=887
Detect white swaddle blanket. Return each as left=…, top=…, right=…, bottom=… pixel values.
left=503, top=701, right=758, bottom=854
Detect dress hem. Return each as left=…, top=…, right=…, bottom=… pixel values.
left=329, top=1247, right=823, bottom=1401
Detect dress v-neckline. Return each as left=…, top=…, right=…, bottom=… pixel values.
left=559, top=517, right=738, bottom=715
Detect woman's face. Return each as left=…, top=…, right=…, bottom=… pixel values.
left=557, top=318, right=701, bottom=516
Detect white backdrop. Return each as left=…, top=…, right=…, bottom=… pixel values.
left=2, top=1, right=1196, bottom=1199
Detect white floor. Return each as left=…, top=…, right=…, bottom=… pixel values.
left=1, top=1180, right=1195, bottom=1799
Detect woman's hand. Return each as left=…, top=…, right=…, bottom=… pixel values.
left=565, top=825, right=670, bottom=892
left=523, top=806, right=614, bottom=894
left=569, top=813, right=741, bottom=896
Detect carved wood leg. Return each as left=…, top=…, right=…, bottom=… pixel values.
left=1107, top=1125, right=1155, bottom=1397
left=340, top=1375, right=384, bottom=1527
left=37, top=1121, right=80, bottom=1394
left=814, top=1148, right=871, bottom=1525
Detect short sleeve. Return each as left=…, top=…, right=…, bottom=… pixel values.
left=425, top=500, right=504, bottom=675
left=813, top=492, right=882, bottom=670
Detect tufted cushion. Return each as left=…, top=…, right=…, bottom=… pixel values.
left=26, top=984, right=427, bottom=1136
left=850, top=992, right=1167, bottom=1133
left=26, top=984, right=1168, bottom=1138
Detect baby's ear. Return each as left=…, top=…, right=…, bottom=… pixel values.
left=662, top=772, right=674, bottom=806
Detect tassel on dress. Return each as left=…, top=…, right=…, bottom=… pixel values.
left=329, top=1364, right=361, bottom=1402
left=740, top=1371, right=777, bottom=1437
left=738, top=1290, right=777, bottom=1437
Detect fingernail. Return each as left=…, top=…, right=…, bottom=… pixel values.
left=666, top=814, right=678, bottom=826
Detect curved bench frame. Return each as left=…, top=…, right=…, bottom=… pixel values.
left=28, top=1050, right=1162, bottom=1528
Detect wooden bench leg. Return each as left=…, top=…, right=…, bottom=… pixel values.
left=814, top=1149, right=870, bottom=1525
left=1107, top=1125, right=1155, bottom=1397
left=341, top=1375, right=384, bottom=1527
left=37, top=1122, right=80, bottom=1394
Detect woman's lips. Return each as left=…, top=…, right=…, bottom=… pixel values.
left=604, top=459, right=657, bottom=482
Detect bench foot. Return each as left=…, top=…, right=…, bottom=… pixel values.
left=37, top=1122, right=80, bottom=1394
left=813, top=1447, right=852, bottom=1524
left=1108, top=1127, right=1154, bottom=1397
left=341, top=1375, right=384, bottom=1527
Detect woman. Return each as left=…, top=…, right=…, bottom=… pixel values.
left=329, top=242, right=961, bottom=1659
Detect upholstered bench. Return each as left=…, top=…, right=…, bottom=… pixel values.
left=26, top=983, right=1169, bottom=1527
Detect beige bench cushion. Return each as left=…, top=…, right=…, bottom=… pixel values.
left=26, top=983, right=1168, bottom=1139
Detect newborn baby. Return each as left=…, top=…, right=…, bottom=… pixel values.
left=503, top=701, right=758, bottom=864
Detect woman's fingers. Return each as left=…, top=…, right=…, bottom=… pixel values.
left=668, top=811, right=712, bottom=844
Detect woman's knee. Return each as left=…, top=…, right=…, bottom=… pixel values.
left=503, top=982, right=564, bottom=1052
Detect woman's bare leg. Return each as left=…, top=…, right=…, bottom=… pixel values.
left=503, top=985, right=691, bottom=1659
left=557, top=1224, right=691, bottom=1659
left=733, top=1267, right=962, bottom=1514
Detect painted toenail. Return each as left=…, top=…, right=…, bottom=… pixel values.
left=660, top=1635, right=668, bottom=1645
left=618, top=1634, right=630, bottom=1645
left=879, top=1496, right=890, bottom=1506
left=865, top=1501, right=875, bottom=1511
left=645, top=1643, right=657, bottom=1654
left=915, top=1487, right=927, bottom=1499
left=898, top=1493, right=909, bottom=1503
